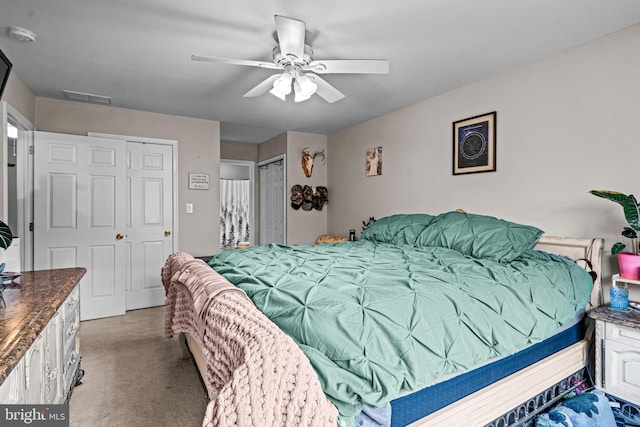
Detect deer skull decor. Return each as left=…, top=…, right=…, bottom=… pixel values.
left=301, top=147, right=325, bottom=178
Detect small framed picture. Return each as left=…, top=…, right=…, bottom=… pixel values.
left=452, top=112, right=496, bottom=175
left=366, top=147, right=382, bottom=176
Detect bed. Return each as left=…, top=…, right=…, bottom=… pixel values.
left=162, top=211, right=603, bottom=427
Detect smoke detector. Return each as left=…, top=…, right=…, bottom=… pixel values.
left=8, top=26, right=37, bottom=42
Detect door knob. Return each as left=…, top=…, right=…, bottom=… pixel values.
left=116, top=233, right=124, bottom=240
left=164, top=230, right=171, bottom=236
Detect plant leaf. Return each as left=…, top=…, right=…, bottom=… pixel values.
left=589, top=190, right=628, bottom=206
left=0, top=220, right=12, bottom=250
left=611, top=242, right=626, bottom=255
left=622, top=227, right=638, bottom=239
left=623, top=194, right=640, bottom=231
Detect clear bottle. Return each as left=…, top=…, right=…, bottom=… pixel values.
left=349, top=229, right=356, bottom=241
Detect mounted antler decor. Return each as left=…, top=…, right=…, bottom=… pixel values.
left=301, top=147, right=325, bottom=178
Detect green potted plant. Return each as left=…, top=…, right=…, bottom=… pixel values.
left=0, top=220, right=13, bottom=273
left=589, top=190, right=640, bottom=279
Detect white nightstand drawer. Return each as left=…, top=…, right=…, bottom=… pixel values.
left=604, top=339, right=640, bottom=405
left=606, top=322, right=640, bottom=347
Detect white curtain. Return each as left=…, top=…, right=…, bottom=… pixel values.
left=220, top=179, right=250, bottom=249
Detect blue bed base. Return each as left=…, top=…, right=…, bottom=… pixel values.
left=390, top=320, right=586, bottom=427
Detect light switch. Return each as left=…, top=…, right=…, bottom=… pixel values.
left=186, top=203, right=194, bottom=214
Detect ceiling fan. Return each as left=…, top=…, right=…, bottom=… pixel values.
left=192, top=15, right=389, bottom=103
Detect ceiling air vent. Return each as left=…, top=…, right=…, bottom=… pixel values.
left=62, top=90, right=111, bottom=104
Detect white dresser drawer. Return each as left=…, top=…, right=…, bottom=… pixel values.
left=63, top=286, right=80, bottom=330
left=64, top=350, right=80, bottom=392
left=63, top=319, right=79, bottom=358
left=606, top=322, right=640, bottom=347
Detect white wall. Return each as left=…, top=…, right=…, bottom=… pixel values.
left=327, top=23, right=640, bottom=281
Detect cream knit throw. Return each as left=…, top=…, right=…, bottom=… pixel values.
left=162, top=252, right=339, bottom=427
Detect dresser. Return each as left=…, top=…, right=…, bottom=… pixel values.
left=0, top=268, right=86, bottom=404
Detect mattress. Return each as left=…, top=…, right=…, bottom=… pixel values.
left=389, top=315, right=585, bottom=426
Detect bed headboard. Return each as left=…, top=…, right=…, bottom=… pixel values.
left=534, top=235, right=604, bottom=310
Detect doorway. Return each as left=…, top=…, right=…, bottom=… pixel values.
left=220, top=160, right=255, bottom=249
left=2, top=101, right=34, bottom=272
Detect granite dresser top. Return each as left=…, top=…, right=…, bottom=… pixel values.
left=0, top=268, right=86, bottom=383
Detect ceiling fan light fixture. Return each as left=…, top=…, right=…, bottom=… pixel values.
left=293, top=87, right=311, bottom=102
left=294, top=78, right=316, bottom=103
left=272, top=73, right=293, bottom=96
left=268, top=87, right=287, bottom=101
left=294, top=75, right=318, bottom=103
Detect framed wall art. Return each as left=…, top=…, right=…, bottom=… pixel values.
left=452, top=111, right=496, bottom=175
left=366, top=147, right=382, bottom=176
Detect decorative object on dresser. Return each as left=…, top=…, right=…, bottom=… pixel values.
left=0, top=268, right=86, bottom=404
left=589, top=190, right=640, bottom=279
left=0, top=220, right=15, bottom=309
left=0, top=220, right=12, bottom=251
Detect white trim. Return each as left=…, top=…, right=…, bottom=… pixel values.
left=220, top=159, right=256, bottom=246
left=257, top=154, right=285, bottom=168
left=87, top=131, right=179, bottom=252
left=2, top=101, right=35, bottom=270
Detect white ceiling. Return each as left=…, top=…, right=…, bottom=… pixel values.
left=2, top=0, right=640, bottom=143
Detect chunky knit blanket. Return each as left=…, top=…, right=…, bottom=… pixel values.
left=162, top=252, right=338, bottom=427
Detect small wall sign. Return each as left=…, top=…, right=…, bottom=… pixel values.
left=188, top=173, right=210, bottom=190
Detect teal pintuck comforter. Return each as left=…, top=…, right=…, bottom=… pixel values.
left=208, top=212, right=593, bottom=422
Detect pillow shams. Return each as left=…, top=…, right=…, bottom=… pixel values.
left=415, top=211, right=543, bottom=262
left=359, top=214, right=435, bottom=245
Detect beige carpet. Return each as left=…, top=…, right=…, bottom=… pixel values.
left=69, top=306, right=208, bottom=427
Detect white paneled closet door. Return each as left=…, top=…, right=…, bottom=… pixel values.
left=34, top=132, right=176, bottom=320
left=259, top=159, right=285, bottom=244
left=34, top=131, right=127, bottom=320
left=125, top=142, right=174, bottom=310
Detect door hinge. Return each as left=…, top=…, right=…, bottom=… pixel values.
left=29, top=222, right=34, bottom=232
left=29, top=145, right=34, bottom=155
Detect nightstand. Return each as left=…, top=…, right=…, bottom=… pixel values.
left=588, top=276, right=640, bottom=405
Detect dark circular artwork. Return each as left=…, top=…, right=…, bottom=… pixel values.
left=460, top=132, right=486, bottom=160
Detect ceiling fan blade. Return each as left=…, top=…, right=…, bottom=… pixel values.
left=191, top=55, right=279, bottom=70
left=275, top=15, right=306, bottom=62
left=308, top=73, right=345, bottom=104
left=243, top=74, right=281, bottom=98
left=305, top=59, right=389, bottom=74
